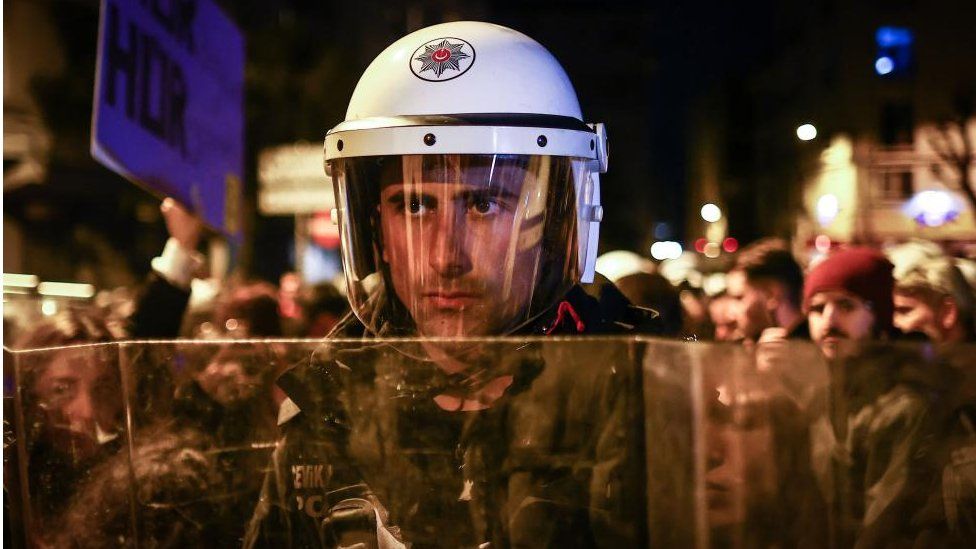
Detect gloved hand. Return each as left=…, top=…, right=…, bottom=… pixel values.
left=320, top=485, right=406, bottom=549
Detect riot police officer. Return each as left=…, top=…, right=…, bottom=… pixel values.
left=246, top=21, right=652, bottom=548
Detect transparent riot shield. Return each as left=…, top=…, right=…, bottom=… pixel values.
left=247, top=336, right=652, bottom=549
left=683, top=338, right=976, bottom=549
left=5, top=343, right=128, bottom=547
left=5, top=337, right=975, bottom=548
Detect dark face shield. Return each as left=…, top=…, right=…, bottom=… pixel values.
left=331, top=154, right=589, bottom=337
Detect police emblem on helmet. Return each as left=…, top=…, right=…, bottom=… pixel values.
left=410, top=37, right=476, bottom=81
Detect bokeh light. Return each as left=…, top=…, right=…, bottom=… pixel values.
left=722, top=237, right=739, bottom=253
left=694, top=238, right=708, bottom=253
left=874, top=56, right=894, bottom=75
left=703, top=242, right=721, bottom=258
left=650, top=241, right=683, bottom=261
left=41, top=299, right=58, bottom=316
left=700, top=203, right=722, bottom=223
left=796, top=123, right=818, bottom=141
left=903, top=190, right=961, bottom=227
left=815, top=234, right=832, bottom=253
left=816, top=194, right=840, bottom=226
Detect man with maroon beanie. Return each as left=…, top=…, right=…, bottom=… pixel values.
left=802, top=248, right=951, bottom=547
left=803, top=247, right=897, bottom=359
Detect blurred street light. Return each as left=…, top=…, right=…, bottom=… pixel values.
left=38, top=281, right=96, bottom=299
left=722, top=237, right=739, bottom=253
left=796, top=123, right=818, bottom=141
left=874, top=56, right=894, bottom=75
left=816, top=193, right=840, bottom=226
left=41, top=299, right=58, bottom=316
left=650, top=241, right=683, bottom=261
left=694, top=238, right=708, bottom=253
left=3, top=273, right=39, bottom=289
left=700, top=203, right=722, bottom=223
left=815, top=234, right=832, bottom=253
left=903, top=190, right=961, bottom=227
left=595, top=250, right=655, bottom=281
left=703, top=242, right=721, bottom=258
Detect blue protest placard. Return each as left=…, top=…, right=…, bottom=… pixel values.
left=92, top=0, right=244, bottom=240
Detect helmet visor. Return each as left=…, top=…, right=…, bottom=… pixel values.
left=332, top=154, right=587, bottom=337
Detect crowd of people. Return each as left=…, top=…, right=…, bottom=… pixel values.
left=597, top=237, right=976, bottom=546
left=4, top=19, right=976, bottom=549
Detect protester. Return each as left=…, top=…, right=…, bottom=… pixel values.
left=707, top=291, right=740, bottom=341
left=213, top=281, right=283, bottom=338
left=53, top=340, right=283, bottom=548
left=726, top=238, right=806, bottom=342
left=888, top=255, right=976, bottom=544
left=245, top=21, right=653, bottom=548
left=300, top=282, right=349, bottom=338
left=127, top=198, right=205, bottom=339
left=615, top=271, right=683, bottom=336
left=17, top=199, right=287, bottom=547
left=893, top=256, right=976, bottom=343
left=804, top=247, right=898, bottom=359
left=11, top=308, right=126, bottom=540
left=801, top=247, right=952, bottom=546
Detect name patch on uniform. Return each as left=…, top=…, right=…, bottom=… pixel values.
left=292, top=464, right=325, bottom=489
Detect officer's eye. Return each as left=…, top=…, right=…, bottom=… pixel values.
left=467, top=193, right=502, bottom=217
left=471, top=198, right=498, bottom=215
left=407, top=196, right=424, bottom=214
left=389, top=192, right=433, bottom=216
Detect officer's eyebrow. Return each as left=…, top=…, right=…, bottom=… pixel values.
left=383, top=190, right=408, bottom=205
left=381, top=186, right=413, bottom=201
left=382, top=188, right=439, bottom=207
left=458, top=187, right=520, bottom=201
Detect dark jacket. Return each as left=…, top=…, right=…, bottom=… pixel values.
left=127, top=272, right=192, bottom=339
left=808, top=343, right=973, bottom=548
left=245, top=285, right=657, bottom=548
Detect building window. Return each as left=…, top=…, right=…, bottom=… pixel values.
left=881, top=103, right=914, bottom=145
left=876, top=168, right=914, bottom=201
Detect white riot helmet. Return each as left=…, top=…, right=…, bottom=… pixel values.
left=325, top=21, right=608, bottom=337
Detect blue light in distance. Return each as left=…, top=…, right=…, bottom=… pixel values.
left=875, top=56, right=895, bottom=75
left=876, top=27, right=914, bottom=48
left=903, top=190, right=961, bottom=227
left=653, top=221, right=673, bottom=240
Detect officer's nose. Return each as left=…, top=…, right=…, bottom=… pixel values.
left=428, top=205, right=472, bottom=278
left=705, top=422, right=728, bottom=470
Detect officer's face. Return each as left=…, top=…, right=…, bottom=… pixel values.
left=807, top=290, right=876, bottom=359
left=704, top=385, right=777, bottom=529
left=379, top=177, right=541, bottom=337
